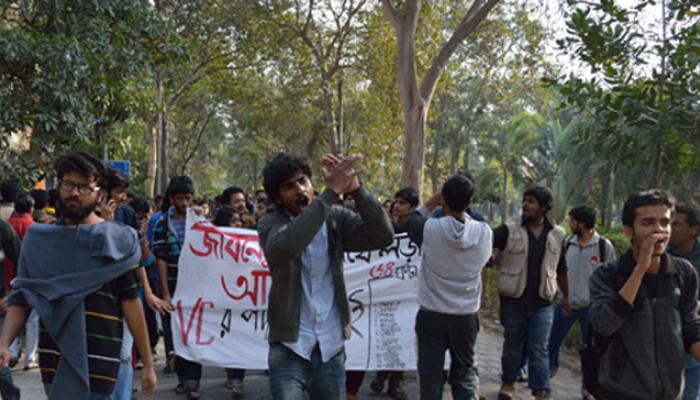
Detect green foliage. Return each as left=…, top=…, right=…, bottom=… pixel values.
left=550, top=0, right=700, bottom=190
left=0, top=0, right=166, bottom=180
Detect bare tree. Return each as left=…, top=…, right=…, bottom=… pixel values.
left=381, top=0, right=500, bottom=192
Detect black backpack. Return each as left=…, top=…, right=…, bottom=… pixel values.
left=563, top=235, right=608, bottom=263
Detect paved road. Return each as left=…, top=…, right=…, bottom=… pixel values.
left=12, top=319, right=582, bottom=399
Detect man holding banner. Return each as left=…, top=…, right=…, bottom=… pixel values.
left=257, top=153, right=393, bottom=400
left=405, top=174, right=493, bottom=400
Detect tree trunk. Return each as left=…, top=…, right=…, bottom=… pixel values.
left=161, top=113, right=171, bottom=189
left=501, top=167, right=508, bottom=223
left=462, top=127, right=472, bottom=172
left=144, top=123, right=157, bottom=197
left=155, top=75, right=165, bottom=195
left=605, top=163, right=615, bottom=231
left=449, top=128, right=462, bottom=173
left=322, top=81, right=339, bottom=154
left=401, top=104, right=428, bottom=191
left=430, top=134, right=442, bottom=194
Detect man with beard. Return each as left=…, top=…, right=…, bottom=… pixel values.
left=0, top=151, right=156, bottom=400
left=493, top=187, right=568, bottom=400
left=257, top=153, right=393, bottom=400
left=547, top=205, right=615, bottom=399
left=589, top=190, right=700, bottom=399
left=152, top=176, right=202, bottom=399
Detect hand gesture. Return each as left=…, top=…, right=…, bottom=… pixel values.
left=99, top=197, right=117, bottom=221
left=636, top=232, right=669, bottom=273
left=321, top=154, right=362, bottom=195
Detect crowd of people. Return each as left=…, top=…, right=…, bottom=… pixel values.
left=0, top=150, right=698, bottom=400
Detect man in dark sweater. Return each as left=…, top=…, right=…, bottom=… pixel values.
left=257, top=153, right=393, bottom=400
left=589, top=190, right=700, bottom=399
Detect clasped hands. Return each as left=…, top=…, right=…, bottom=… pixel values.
left=321, top=154, right=362, bottom=195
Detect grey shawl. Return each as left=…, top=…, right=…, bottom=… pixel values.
left=9, top=221, right=140, bottom=400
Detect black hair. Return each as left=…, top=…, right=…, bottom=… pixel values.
left=622, top=189, right=675, bottom=227
left=166, top=175, right=195, bottom=197
left=222, top=186, right=244, bottom=204
left=394, top=187, right=420, bottom=208
left=54, top=151, right=105, bottom=182
left=0, top=180, right=20, bottom=203
left=442, top=175, right=474, bottom=213
left=30, top=189, right=49, bottom=210
left=263, top=153, right=312, bottom=200
left=676, top=203, right=700, bottom=229
left=99, top=167, right=130, bottom=191
left=14, top=191, right=34, bottom=214
left=130, top=197, right=151, bottom=214
left=47, top=189, right=59, bottom=208
left=523, top=186, right=554, bottom=212
left=255, top=189, right=267, bottom=197
left=569, top=205, right=597, bottom=229
left=212, top=207, right=238, bottom=227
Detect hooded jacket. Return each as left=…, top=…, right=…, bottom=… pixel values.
left=406, top=205, right=493, bottom=315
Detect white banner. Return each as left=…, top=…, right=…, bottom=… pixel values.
left=172, top=210, right=424, bottom=370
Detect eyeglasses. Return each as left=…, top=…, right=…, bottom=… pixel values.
left=256, top=198, right=267, bottom=204
left=59, top=181, right=100, bottom=196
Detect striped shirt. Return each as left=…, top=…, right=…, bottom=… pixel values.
left=34, top=269, right=140, bottom=394
left=152, top=211, right=184, bottom=290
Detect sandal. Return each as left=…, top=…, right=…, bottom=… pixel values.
left=388, top=372, right=408, bottom=400
left=186, top=389, right=200, bottom=400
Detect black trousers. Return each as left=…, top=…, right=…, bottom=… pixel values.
left=415, top=309, right=480, bottom=400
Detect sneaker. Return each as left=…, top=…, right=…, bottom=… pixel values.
left=533, top=389, right=552, bottom=400
left=498, top=381, right=516, bottom=400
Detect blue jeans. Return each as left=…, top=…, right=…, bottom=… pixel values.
left=500, top=302, right=553, bottom=391
left=415, top=310, right=479, bottom=400
left=548, top=304, right=589, bottom=373
left=685, top=352, right=700, bottom=400
left=268, top=343, right=346, bottom=400
left=108, top=360, right=133, bottom=400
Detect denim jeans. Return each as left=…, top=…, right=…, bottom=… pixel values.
left=268, top=343, right=346, bottom=400
left=109, top=323, right=134, bottom=400
left=685, top=352, right=700, bottom=400
left=415, top=309, right=480, bottom=400
left=500, top=302, right=553, bottom=391
left=548, top=304, right=589, bottom=373
left=108, top=360, right=133, bottom=400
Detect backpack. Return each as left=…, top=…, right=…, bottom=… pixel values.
left=580, top=256, right=692, bottom=398
left=564, top=235, right=608, bottom=262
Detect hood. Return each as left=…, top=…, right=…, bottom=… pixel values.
left=436, top=214, right=482, bottom=249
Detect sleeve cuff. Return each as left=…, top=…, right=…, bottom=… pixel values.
left=319, top=188, right=341, bottom=206
left=609, top=293, right=634, bottom=318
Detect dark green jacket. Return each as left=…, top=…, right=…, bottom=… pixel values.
left=257, top=186, right=393, bottom=343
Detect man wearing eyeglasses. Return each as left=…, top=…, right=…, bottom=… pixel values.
left=0, top=151, right=156, bottom=400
